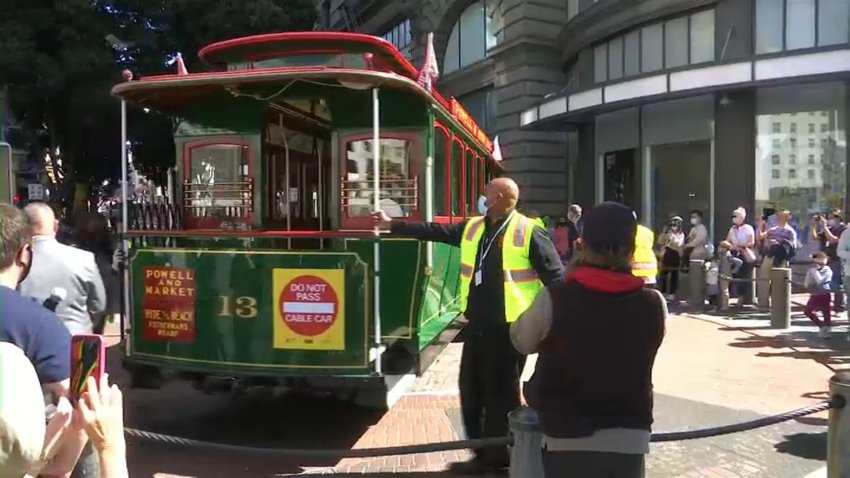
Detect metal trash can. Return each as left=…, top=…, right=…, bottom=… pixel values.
left=509, top=406, right=544, bottom=478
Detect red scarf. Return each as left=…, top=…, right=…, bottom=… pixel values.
left=567, top=266, right=644, bottom=293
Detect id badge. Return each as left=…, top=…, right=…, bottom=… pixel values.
left=474, top=270, right=482, bottom=286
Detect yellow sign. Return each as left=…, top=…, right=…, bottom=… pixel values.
left=272, top=268, right=345, bottom=350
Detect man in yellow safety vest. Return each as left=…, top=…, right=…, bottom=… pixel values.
left=633, top=223, right=658, bottom=285
left=373, top=178, right=563, bottom=474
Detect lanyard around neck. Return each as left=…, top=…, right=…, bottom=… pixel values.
left=478, top=212, right=514, bottom=270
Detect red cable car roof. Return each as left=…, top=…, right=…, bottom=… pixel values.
left=198, top=31, right=419, bottom=79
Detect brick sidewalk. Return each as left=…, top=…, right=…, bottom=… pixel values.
left=322, top=312, right=835, bottom=476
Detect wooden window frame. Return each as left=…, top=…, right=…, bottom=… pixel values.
left=338, top=130, right=423, bottom=230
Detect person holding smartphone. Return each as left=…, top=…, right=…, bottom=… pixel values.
left=812, top=209, right=846, bottom=312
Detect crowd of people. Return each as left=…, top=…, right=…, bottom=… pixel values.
left=0, top=203, right=128, bottom=477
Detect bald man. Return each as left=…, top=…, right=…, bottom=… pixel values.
left=18, top=203, right=107, bottom=336
left=374, top=178, right=564, bottom=474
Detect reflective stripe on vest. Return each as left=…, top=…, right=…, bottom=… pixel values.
left=632, top=224, right=658, bottom=278
left=459, top=213, right=544, bottom=323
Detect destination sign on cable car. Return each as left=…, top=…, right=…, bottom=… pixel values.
left=450, top=98, right=493, bottom=152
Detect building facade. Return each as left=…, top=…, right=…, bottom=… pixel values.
left=520, top=0, right=850, bottom=243
left=320, top=0, right=850, bottom=241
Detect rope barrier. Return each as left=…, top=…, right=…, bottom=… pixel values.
left=122, top=398, right=841, bottom=457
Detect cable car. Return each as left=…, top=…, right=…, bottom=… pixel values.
left=112, top=32, right=502, bottom=408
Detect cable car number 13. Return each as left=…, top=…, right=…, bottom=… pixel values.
left=217, top=296, right=259, bottom=318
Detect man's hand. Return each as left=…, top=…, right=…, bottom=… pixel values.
left=371, top=210, right=392, bottom=230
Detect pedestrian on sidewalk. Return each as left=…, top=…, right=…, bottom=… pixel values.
left=511, top=201, right=667, bottom=478
left=373, top=177, right=564, bottom=474
left=720, top=207, right=756, bottom=306
left=805, top=252, right=833, bottom=338
left=657, top=216, right=685, bottom=301
left=812, top=209, right=845, bottom=312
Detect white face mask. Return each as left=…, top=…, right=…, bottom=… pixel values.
left=477, top=196, right=488, bottom=215
left=733, top=215, right=744, bottom=225
left=690, top=217, right=699, bottom=226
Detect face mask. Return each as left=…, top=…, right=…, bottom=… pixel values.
left=477, top=196, right=488, bottom=215
left=732, top=216, right=744, bottom=225
left=690, top=217, right=699, bottom=225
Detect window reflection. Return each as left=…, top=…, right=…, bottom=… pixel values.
left=186, top=144, right=251, bottom=219
left=757, top=0, right=850, bottom=53
left=343, top=138, right=416, bottom=218
left=755, top=82, right=846, bottom=256
left=443, top=1, right=499, bottom=73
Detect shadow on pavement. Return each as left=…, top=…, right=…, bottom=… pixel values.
left=774, top=432, right=827, bottom=461
left=105, top=346, right=387, bottom=476
left=725, top=332, right=850, bottom=372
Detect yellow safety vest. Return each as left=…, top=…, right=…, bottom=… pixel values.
left=531, top=217, right=545, bottom=228
left=459, top=212, right=544, bottom=323
left=632, top=224, right=658, bottom=282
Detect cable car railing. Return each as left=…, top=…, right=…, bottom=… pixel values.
left=182, top=180, right=254, bottom=220
left=340, top=176, right=418, bottom=216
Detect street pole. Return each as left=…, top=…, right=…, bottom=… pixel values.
left=120, top=98, right=130, bottom=345
left=372, top=87, right=383, bottom=375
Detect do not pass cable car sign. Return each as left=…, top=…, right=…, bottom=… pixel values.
left=272, top=269, right=345, bottom=350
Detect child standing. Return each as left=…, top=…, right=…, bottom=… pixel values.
left=805, top=251, right=833, bottom=337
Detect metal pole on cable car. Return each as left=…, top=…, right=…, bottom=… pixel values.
left=372, top=87, right=383, bottom=375
left=119, top=95, right=130, bottom=343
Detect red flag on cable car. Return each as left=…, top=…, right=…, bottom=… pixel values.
left=417, top=33, right=439, bottom=92
left=167, top=53, right=189, bottom=75
left=175, top=53, right=188, bottom=75
left=492, top=136, right=503, bottom=162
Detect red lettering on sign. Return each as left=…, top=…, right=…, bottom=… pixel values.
left=278, top=275, right=339, bottom=337
left=450, top=98, right=494, bottom=152
left=141, top=266, right=197, bottom=342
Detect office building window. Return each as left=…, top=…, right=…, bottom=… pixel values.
left=809, top=154, right=816, bottom=163
left=773, top=138, right=782, bottom=148
left=822, top=123, right=830, bottom=132
left=790, top=168, right=798, bottom=178
left=756, top=0, right=850, bottom=53
left=791, top=123, right=798, bottom=133
left=594, top=9, right=714, bottom=83
left=772, top=154, right=781, bottom=164
left=773, top=169, right=781, bottom=178
left=790, top=154, right=797, bottom=163
left=381, top=19, right=412, bottom=58
left=443, top=1, right=498, bottom=73
left=809, top=169, right=816, bottom=179
left=791, top=138, right=798, bottom=148
left=809, top=123, right=816, bottom=133
left=773, top=122, right=782, bottom=133
left=809, top=138, right=816, bottom=147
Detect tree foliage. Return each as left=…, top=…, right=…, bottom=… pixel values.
left=0, top=0, right=317, bottom=203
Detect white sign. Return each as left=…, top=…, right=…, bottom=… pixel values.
left=27, top=183, right=44, bottom=200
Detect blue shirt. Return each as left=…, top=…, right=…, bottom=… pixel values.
left=0, top=285, right=71, bottom=384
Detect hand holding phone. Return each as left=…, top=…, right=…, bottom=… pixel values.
left=70, top=335, right=105, bottom=402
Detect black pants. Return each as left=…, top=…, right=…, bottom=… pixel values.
left=659, top=249, right=681, bottom=296
left=459, top=329, right=526, bottom=466
left=733, top=260, right=754, bottom=304
left=542, top=449, right=645, bottom=478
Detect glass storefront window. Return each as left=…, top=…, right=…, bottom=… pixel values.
left=624, top=30, right=641, bottom=76
left=819, top=0, right=850, bottom=45
left=594, top=43, right=608, bottom=82
left=608, top=37, right=624, bottom=80
left=664, top=17, right=688, bottom=68
left=594, top=10, right=713, bottom=83
left=641, top=23, right=664, bottom=73
left=381, top=19, right=412, bottom=59
left=690, top=10, right=715, bottom=63
left=787, top=0, right=817, bottom=50
left=757, top=0, right=850, bottom=54
left=755, top=82, right=846, bottom=254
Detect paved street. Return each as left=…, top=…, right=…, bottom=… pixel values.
left=106, top=297, right=845, bottom=477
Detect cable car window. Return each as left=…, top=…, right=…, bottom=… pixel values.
left=434, top=127, right=449, bottom=215
left=478, top=154, right=486, bottom=194
left=465, top=148, right=475, bottom=215
left=184, top=143, right=251, bottom=220
left=342, top=137, right=416, bottom=219
left=451, top=140, right=464, bottom=216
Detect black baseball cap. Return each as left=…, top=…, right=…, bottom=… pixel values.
left=581, top=202, right=638, bottom=254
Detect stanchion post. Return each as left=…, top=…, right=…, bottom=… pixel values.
left=828, top=372, right=850, bottom=477
left=508, top=407, right=544, bottom=478
left=770, top=267, right=791, bottom=329
left=718, top=274, right=730, bottom=311
left=689, top=259, right=706, bottom=308
left=757, top=262, right=771, bottom=309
